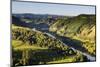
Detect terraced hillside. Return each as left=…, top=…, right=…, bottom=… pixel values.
left=49, top=14, right=96, bottom=55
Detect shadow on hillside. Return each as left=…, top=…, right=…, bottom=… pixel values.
left=57, top=36, right=87, bottom=52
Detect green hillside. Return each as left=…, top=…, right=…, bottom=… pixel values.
left=49, top=14, right=96, bottom=55
left=12, top=25, right=88, bottom=66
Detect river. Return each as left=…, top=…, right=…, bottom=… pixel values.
left=32, top=27, right=96, bottom=62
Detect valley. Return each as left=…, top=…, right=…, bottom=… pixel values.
left=12, top=14, right=96, bottom=66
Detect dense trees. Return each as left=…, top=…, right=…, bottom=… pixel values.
left=12, top=26, right=88, bottom=66
left=12, top=26, right=69, bottom=50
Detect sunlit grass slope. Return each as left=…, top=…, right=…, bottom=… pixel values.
left=49, top=14, right=96, bottom=55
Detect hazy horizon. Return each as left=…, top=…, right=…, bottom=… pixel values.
left=12, top=1, right=96, bottom=16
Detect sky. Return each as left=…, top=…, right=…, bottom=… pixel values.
left=12, top=1, right=96, bottom=16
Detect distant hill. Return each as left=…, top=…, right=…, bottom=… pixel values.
left=13, top=13, right=68, bottom=19
left=12, top=15, right=49, bottom=29
left=12, top=13, right=69, bottom=26
left=12, top=15, right=32, bottom=27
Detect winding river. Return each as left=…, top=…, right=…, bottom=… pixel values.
left=32, top=25, right=96, bottom=62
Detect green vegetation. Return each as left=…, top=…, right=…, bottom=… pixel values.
left=12, top=25, right=88, bottom=66
left=12, top=25, right=69, bottom=50
left=49, top=14, right=96, bottom=55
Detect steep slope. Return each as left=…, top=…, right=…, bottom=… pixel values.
left=49, top=14, right=96, bottom=55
